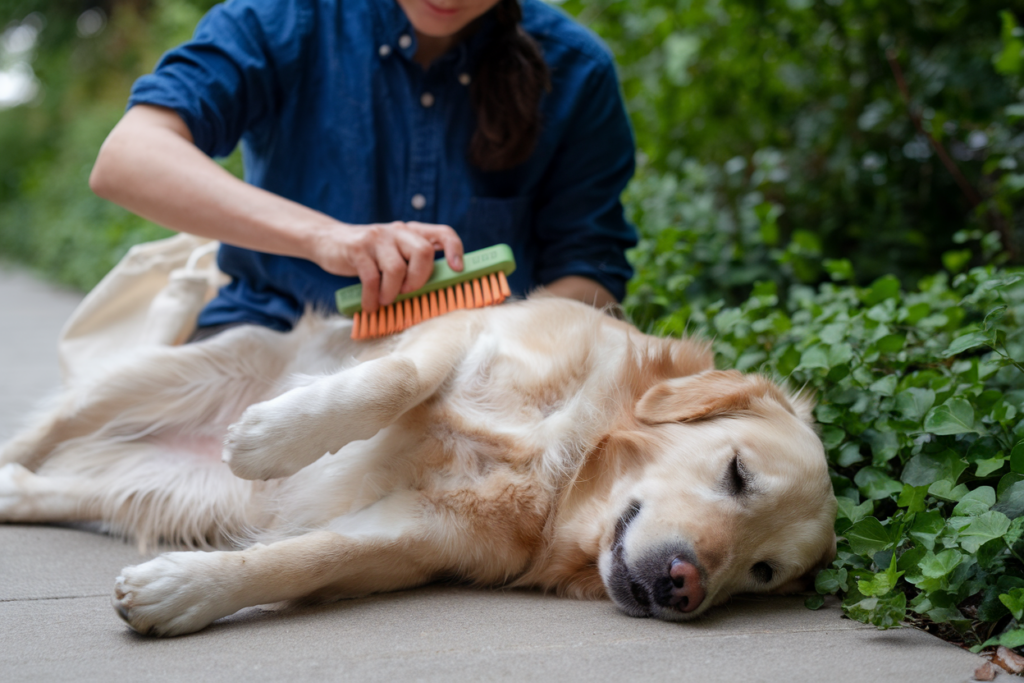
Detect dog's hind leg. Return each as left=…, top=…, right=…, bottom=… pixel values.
left=0, top=328, right=286, bottom=472
left=223, top=320, right=473, bottom=480
left=111, top=492, right=442, bottom=636
left=0, top=463, right=104, bottom=523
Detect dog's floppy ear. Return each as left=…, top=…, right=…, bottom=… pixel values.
left=786, top=388, right=817, bottom=426
left=636, top=370, right=762, bottom=424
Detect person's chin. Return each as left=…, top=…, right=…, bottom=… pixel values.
left=406, top=0, right=475, bottom=38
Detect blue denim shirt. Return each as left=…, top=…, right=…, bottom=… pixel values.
left=129, top=0, right=637, bottom=331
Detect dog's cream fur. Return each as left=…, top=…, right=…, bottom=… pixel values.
left=0, top=297, right=836, bottom=636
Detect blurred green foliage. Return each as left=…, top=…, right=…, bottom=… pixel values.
left=568, top=0, right=1024, bottom=326
left=0, top=0, right=225, bottom=289
left=5, top=0, right=1024, bottom=645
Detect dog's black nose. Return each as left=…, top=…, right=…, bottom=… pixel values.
left=657, top=556, right=705, bottom=612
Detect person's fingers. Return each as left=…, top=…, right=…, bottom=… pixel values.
left=408, top=222, right=463, bottom=272
left=352, top=251, right=381, bottom=313
left=375, top=238, right=407, bottom=307
left=397, top=232, right=437, bottom=294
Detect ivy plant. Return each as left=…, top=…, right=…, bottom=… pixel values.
left=626, top=263, right=1024, bottom=646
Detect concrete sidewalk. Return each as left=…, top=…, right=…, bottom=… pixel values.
left=0, top=261, right=990, bottom=682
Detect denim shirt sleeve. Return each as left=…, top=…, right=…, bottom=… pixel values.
left=532, top=58, right=637, bottom=302
left=127, top=0, right=313, bottom=157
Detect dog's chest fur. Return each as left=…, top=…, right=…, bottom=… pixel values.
left=269, top=310, right=631, bottom=580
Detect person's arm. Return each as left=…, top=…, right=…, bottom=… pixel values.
left=90, top=105, right=462, bottom=313
left=532, top=56, right=637, bottom=305
left=543, top=275, right=617, bottom=309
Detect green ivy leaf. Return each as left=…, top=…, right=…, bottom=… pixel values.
left=875, top=334, right=906, bottom=354
left=845, top=517, right=895, bottom=554
left=992, top=401, right=1018, bottom=424
left=815, top=567, right=849, bottom=594
left=804, top=594, right=825, bottom=610
left=863, top=429, right=899, bottom=464
left=858, top=568, right=903, bottom=597
left=928, top=480, right=970, bottom=502
left=903, top=302, right=931, bottom=324
left=975, top=457, right=1006, bottom=478
left=951, top=487, right=996, bottom=517
left=837, top=442, right=865, bottom=467
left=855, top=467, right=904, bottom=500
left=895, top=388, right=935, bottom=422
left=994, top=480, right=1024, bottom=519
left=868, top=375, right=898, bottom=397
left=897, top=485, right=928, bottom=513
left=836, top=496, right=873, bottom=524
left=919, top=549, right=963, bottom=580
left=959, top=511, right=1012, bottom=553
left=816, top=404, right=842, bottom=424
left=941, top=331, right=990, bottom=358
left=1011, top=440, right=1024, bottom=474
left=983, top=629, right=1024, bottom=649
left=828, top=343, right=854, bottom=367
left=862, top=275, right=901, bottom=306
left=924, top=399, right=977, bottom=435
left=798, top=344, right=830, bottom=370
left=999, top=588, right=1024, bottom=621
left=823, top=259, right=854, bottom=282
left=901, top=450, right=967, bottom=487
left=821, top=425, right=844, bottom=449
left=845, top=592, right=906, bottom=629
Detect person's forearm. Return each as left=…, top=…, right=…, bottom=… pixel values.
left=89, top=105, right=330, bottom=261
left=89, top=105, right=464, bottom=312
left=543, top=276, right=618, bottom=309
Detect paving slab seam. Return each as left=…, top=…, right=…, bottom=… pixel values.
left=0, top=593, right=109, bottom=603
left=181, top=629, right=895, bottom=666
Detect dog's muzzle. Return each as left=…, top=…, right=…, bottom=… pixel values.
left=606, top=503, right=707, bottom=619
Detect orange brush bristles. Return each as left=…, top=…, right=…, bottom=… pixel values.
left=351, top=271, right=510, bottom=340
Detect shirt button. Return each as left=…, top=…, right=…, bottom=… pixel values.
left=398, top=34, right=412, bottom=49
left=420, top=92, right=435, bottom=108
left=411, top=194, right=426, bottom=210
left=379, top=44, right=391, bottom=57
left=458, top=73, right=471, bottom=86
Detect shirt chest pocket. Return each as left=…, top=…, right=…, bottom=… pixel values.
left=459, top=196, right=533, bottom=252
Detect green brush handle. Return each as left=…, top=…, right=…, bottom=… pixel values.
left=335, top=243, right=516, bottom=315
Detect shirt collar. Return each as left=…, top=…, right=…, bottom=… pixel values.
left=370, top=0, right=498, bottom=71
left=370, top=0, right=416, bottom=59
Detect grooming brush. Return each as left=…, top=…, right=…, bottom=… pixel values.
left=335, top=243, right=516, bottom=340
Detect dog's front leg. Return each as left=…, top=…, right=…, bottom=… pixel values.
left=224, top=321, right=470, bottom=480
left=112, top=494, right=438, bottom=636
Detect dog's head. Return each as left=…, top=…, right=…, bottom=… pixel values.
left=598, top=370, right=837, bottom=621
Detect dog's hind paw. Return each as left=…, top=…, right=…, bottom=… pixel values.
left=0, top=463, right=32, bottom=522
left=113, top=552, right=241, bottom=637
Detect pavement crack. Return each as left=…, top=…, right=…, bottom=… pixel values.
left=0, top=593, right=108, bottom=603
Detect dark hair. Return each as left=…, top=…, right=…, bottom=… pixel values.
left=469, top=0, right=551, bottom=171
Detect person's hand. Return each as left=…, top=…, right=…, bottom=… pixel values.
left=309, top=221, right=464, bottom=313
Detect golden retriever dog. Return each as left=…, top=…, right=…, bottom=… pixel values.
left=0, top=297, right=836, bottom=636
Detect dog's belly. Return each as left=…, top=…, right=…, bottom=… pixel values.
left=151, top=431, right=225, bottom=462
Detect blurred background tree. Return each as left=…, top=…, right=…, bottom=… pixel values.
left=0, top=0, right=1022, bottom=304
left=0, top=0, right=224, bottom=288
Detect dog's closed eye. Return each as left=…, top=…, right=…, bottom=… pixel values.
left=725, top=453, right=748, bottom=496
left=751, top=561, right=774, bottom=584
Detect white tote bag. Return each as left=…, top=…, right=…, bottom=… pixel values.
left=58, top=233, right=227, bottom=384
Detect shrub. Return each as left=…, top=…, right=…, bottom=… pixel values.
left=639, top=264, right=1024, bottom=645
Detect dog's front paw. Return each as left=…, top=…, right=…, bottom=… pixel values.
left=0, top=463, right=32, bottom=522
left=223, top=398, right=334, bottom=481
left=113, top=552, right=239, bottom=637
